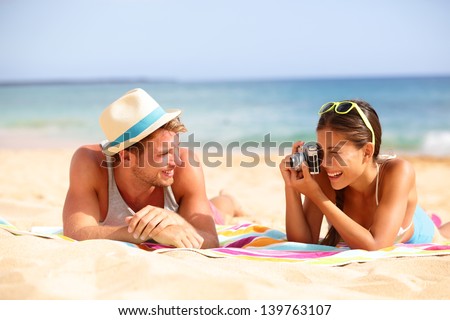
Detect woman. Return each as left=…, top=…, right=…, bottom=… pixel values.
left=279, top=99, right=450, bottom=250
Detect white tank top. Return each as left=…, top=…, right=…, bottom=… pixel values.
left=101, top=154, right=179, bottom=226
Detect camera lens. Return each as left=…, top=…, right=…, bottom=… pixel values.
left=289, top=152, right=303, bottom=171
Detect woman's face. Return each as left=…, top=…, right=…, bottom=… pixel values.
left=317, top=129, right=366, bottom=190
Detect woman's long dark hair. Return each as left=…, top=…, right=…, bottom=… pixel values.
left=318, top=100, right=382, bottom=246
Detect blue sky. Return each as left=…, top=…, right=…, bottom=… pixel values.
left=1, top=0, right=449, bottom=82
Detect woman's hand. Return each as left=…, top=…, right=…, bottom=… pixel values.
left=289, top=162, right=322, bottom=199
left=279, top=141, right=304, bottom=187
left=280, top=141, right=322, bottom=197
left=279, top=155, right=303, bottom=188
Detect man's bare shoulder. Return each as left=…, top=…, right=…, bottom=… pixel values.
left=70, top=144, right=107, bottom=174
left=172, top=148, right=206, bottom=194
left=174, top=148, right=203, bottom=175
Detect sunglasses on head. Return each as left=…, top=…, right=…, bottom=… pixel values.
left=318, top=101, right=375, bottom=148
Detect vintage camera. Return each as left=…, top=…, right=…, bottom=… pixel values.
left=288, top=142, right=323, bottom=174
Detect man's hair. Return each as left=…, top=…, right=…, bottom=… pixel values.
left=114, top=117, right=187, bottom=162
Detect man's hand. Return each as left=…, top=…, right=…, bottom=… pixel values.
left=151, top=224, right=204, bottom=248
left=126, top=205, right=204, bottom=248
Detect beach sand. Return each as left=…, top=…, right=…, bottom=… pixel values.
left=1, top=148, right=450, bottom=299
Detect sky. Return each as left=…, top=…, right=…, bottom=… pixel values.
left=1, top=0, right=449, bottom=82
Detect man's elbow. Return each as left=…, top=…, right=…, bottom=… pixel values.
left=63, top=226, right=91, bottom=241
left=201, top=235, right=220, bottom=249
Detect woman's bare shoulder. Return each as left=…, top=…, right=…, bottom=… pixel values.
left=379, top=157, right=416, bottom=185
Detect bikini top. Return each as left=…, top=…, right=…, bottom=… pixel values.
left=375, top=162, right=413, bottom=238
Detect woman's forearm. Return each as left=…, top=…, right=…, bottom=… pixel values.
left=312, top=195, right=379, bottom=250
left=285, top=187, right=313, bottom=243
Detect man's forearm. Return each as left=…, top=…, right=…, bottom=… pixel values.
left=65, top=225, right=139, bottom=243
left=176, top=217, right=219, bottom=248
left=180, top=213, right=219, bottom=248
left=197, top=229, right=220, bottom=248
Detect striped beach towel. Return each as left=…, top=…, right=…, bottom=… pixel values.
left=138, top=223, right=450, bottom=266
left=2, top=218, right=450, bottom=266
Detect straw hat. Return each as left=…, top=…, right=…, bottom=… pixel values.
left=99, top=88, right=181, bottom=155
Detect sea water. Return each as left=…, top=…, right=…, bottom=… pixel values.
left=0, top=76, right=449, bottom=155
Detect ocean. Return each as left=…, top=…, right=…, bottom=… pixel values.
left=1, top=77, right=450, bottom=156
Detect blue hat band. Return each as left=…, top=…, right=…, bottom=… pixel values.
left=107, top=106, right=166, bottom=149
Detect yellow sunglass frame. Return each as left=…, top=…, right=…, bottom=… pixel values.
left=318, top=101, right=375, bottom=149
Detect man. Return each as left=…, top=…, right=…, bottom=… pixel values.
left=63, top=88, right=223, bottom=248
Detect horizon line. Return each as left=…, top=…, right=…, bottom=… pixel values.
left=1, top=73, right=450, bottom=86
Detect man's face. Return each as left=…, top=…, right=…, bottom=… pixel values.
left=130, top=129, right=179, bottom=188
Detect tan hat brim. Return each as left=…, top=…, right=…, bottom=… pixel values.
left=102, top=109, right=181, bottom=155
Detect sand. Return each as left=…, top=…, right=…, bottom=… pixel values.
left=1, top=148, right=450, bottom=300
